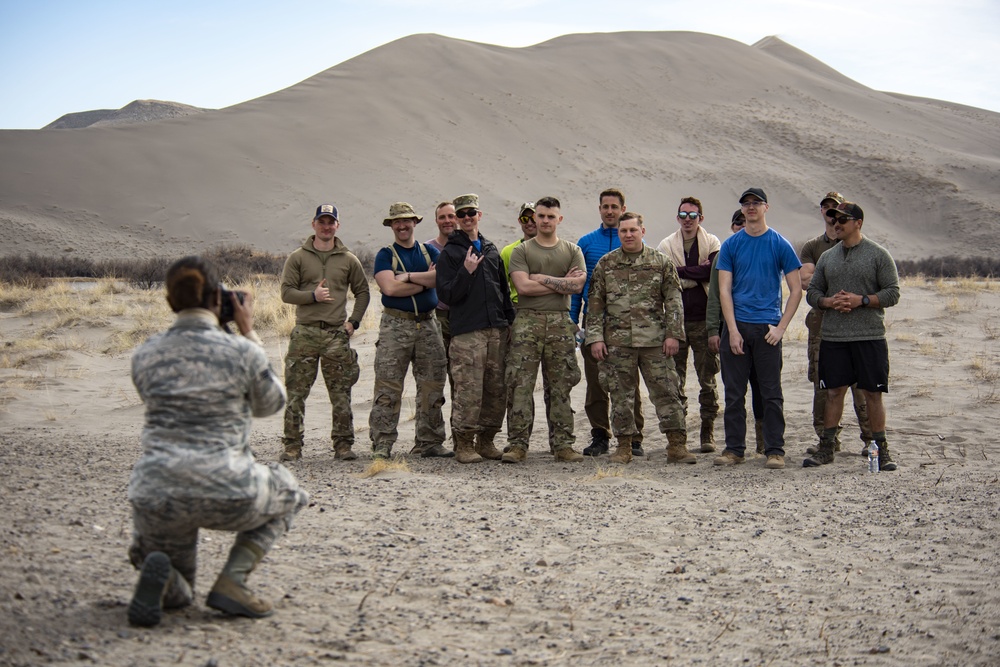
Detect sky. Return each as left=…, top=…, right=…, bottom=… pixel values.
left=2, top=0, right=999, bottom=129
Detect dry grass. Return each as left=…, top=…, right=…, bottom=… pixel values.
left=589, top=465, right=625, bottom=479
left=359, top=457, right=412, bottom=478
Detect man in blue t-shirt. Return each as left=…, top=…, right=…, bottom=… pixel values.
left=715, top=188, right=802, bottom=470
left=370, top=202, right=450, bottom=459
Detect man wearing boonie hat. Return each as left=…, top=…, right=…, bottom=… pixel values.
left=801, top=192, right=873, bottom=458
left=369, top=202, right=451, bottom=459
left=436, top=194, right=516, bottom=463
left=803, top=202, right=900, bottom=470
left=279, top=203, right=370, bottom=463
left=714, top=188, right=802, bottom=470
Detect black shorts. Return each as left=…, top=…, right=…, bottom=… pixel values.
left=818, top=339, right=889, bottom=393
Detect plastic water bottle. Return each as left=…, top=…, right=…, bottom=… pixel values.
left=868, top=441, right=879, bottom=473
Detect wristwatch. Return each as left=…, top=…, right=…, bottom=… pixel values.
left=861, top=295, right=870, bottom=308
left=348, top=319, right=360, bottom=330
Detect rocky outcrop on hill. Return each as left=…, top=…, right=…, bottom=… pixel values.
left=44, top=99, right=208, bottom=129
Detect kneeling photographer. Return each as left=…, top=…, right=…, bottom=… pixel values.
left=126, top=255, right=308, bottom=627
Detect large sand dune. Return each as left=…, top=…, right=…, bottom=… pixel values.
left=2, top=31, right=999, bottom=261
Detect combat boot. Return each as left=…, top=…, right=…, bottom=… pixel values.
left=582, top=429, right=609, bottom=457
left=334, top=440, right=358, bottom=461
left=475, top=433, right=503, bottom=461
left=279, top=441, right=302, bottom=462
left=454, top=433, right=483, bottom=464
left=608, top=437, right=632, bottom=464
left=877, top=440, right=898, bottom=471
left=666, top=430, right=697, bottom=464
left=700, top=419, right=716, bottom=453
left=754, top=420, right=765, bottom=456
left=206, top=541, right=273, bottom=618
left=418, top=443, right=454, bottom=458
left=553, top=446, right=584, bottom=462
left=803, top=436, right=836, bottom=467
left=371, top=443, right=392, bottom=460
left=631, top=440, right=645, bottom=457
left=501, top=445, right=527, bottom=463
left=128, top=551, right=193, bottom=627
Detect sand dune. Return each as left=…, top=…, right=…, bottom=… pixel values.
left=1, top=31, right=998, bottom=261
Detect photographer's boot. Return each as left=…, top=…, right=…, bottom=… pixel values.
left=128, top=552, right=192, bottom=627
left=666, top=430, right=696, bottom=464
left=206, top=541, right=273, bottom=619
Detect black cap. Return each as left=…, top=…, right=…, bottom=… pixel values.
left=739, top=187, right=767, bottom=204
left=825, top=201, right=864, bottom=221
left=731, top=209, right=746, bottom=225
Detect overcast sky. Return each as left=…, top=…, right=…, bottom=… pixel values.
left=2, top=0, right=998, bottom=129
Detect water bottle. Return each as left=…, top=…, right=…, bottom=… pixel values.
left=868, top=440, right=879, bottom=473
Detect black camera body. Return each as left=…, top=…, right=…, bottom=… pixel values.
left=219, top=287, right=247, bottom=325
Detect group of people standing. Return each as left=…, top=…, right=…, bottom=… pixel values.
left=123, top=186, right=900, bottom=628
left=275, top=187, right=900, bottom=472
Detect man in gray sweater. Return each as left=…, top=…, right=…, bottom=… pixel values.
left=802, top=202, right=900, bottom=470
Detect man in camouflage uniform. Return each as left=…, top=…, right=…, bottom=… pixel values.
left=436, top=193, right=516, bottom=463
left=801, top=192, right=872, bottom=456
left=279, top=203, right=370, bottom=462
left=370, top=202, right=450, bottom=459
left=585, top=213, right=695, bottom=464
left=128, top=256, right=308, bottom=626
left=502, top=196, right=586, bottom=463
left=657, top=196, right=722, bottom=452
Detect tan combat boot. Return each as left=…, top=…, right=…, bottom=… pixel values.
left=553, top=447, right=584, bottom=462
left=334, top=440, right=358, bottom=461
left=454, top=433, right=483, bottom=464
left=666, top=430, right=697, bottom=464
left=475, top=433, right=503, bottom=460
left=206, top=541, right=273, bottom=618
left=608, top=436, right=632, bottom=464
left=279, top=440, right=302, bottom=462
left=699, top=419, right=716, bottom=453
left=501, top=445, right=527, bottom=463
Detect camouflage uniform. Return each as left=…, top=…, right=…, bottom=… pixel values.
left=129, top=310, right=309, bottom=596
left=585, top=246, right=686, bottom=439
left=280, top=236, right=370, bottom=454
left=449, top=327, right=508, bottom=438
left=675, top=319, right=719, bottom=420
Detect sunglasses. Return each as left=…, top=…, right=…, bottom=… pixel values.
left=677, top=211, right=701, bottom=220
left=732, top=220, right=745, bottom=227
left=519, top=215, right=534, bottom=224
left=456, top=209, right=478, bottom=219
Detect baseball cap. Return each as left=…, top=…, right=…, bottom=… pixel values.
left=383, top=202, right=423, bottom=226
left=314, top=204, right=338, bottom=220
left=825, top=201, right=864, bottom=221
left=820, top=191, right=845, bottom=206
left=518, top=202, right=535, bottom=217
left=731, top=209, right=746, bottom=225
left=739, top=188, right=767, bottom=204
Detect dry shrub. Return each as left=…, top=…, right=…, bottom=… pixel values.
left=359, top=457, right=411, bottom=478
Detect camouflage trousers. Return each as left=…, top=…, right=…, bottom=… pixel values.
left=600, top=346, right=685, bottom=438
left=582, top=315, right=645, bottom=441
left=437, top=308, right=456, bottom=400
left=449, top=327, right=508, bottom=438
left=676, top=320, right=719, bottom=421
left=806, top=309, right=872, bottom=441
left=283, top=324, right=360, bottom=448
left=129, top=463, right=308, bottom=596
left=369, top=311, right=447, bottom=451
left=506, top=311, right=581, bottom=451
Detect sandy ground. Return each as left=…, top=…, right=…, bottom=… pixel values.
left=2, top=280, right=999, bottom=665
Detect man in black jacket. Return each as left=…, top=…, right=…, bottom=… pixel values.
left=436, top=193, right=516, bottom=463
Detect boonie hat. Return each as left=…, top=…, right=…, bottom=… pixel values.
left=739, top=187, right=768, bottom=204
left=314, top=203, right=339, bottom=220
left=383, top=202, right=423, bottom=226
left=825, top=201, right=864, bottom=221
left=453, top=193, right=480, bottom=211
left=820, top=191, right=845, bottom=206
left=518, top=202, right=535, bottom=217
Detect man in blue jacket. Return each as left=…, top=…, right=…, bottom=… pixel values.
left=571, top=188, right=646, bottom=458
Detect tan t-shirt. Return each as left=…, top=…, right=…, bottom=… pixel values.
left=508, top=238, right=586, bottom=312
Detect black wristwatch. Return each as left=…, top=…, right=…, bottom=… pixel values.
left=348, top=319, right=360, bottom=330
left=861, top=295, right=870, bottom=308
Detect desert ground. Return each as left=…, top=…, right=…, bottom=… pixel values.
left=1, top=277, right=999, bottom=666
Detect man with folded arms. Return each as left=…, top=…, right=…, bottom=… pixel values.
left=803, top=201, right=900, bottom=470
left=370, top=202, right=450, bottom=459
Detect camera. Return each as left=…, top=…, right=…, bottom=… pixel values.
left=219, top=286, right=247, bottom=325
